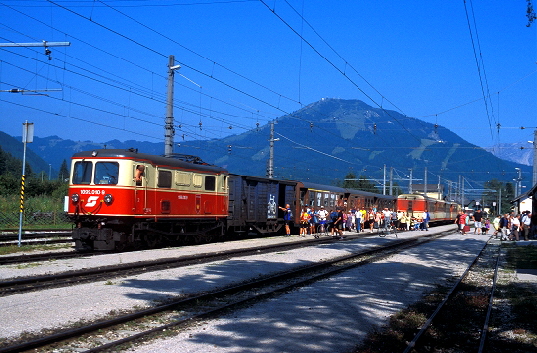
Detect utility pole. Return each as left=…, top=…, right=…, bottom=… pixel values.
left=266, top=121, right=279, bottom=178
left=389, top=167, right=393, bottom=196
left=424, top=167, right=428, bottom=195
left=532, top=129, right=537, bottom=186
left=165, top=55, right=180, bottom=157
left=19, top=121, right=34, bottom=247
left=408, top=168, right=413, bottom=194
left=438, top=175, right=441, bottom=199
left=514, top=167, right=522, bottom=197
left=383, top=165, right=386, bottom=195
left=461, top=176, right=465, bottom=210
left=499, top=187, right=502, bottom=215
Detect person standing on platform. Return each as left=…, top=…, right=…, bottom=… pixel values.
left=492, top=215, right=501, bottom=237
left=333, top=208, right=345, bottom=239
left=299, top=208, right=311, bottom=237
left=279, top=204, right=293, bottom=236
left=455, top=211, right=463, bottom=233
left=499, top=213, right=510, bottom=240
left=458, top=211, right=468, bottom=235
left=422, top=209, right=431, bottom=231
left=521, top=211, right=532, bottom=241
left=473, top=209, right=483, bottom=234
left=509, top=214, right=521, bottom=241
left=355, top=208, right=362, bottom=233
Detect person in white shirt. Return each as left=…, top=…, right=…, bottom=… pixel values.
left=509, top=214, right=521, bottom=241
left=521, top=212, right=532, bottom=241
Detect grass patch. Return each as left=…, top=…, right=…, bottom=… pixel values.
left=15, top=262, right=43, bottom=269
left=0, top=243, right=72, bottom=256
left=505, top=245, right=537, bottom=269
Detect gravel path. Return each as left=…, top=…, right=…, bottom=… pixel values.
left=128, top=231, right=488, bottom=353
left=0, top=226, right=488, bottom=352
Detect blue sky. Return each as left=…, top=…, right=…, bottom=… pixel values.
left=1, top=0, right=536, bottom=151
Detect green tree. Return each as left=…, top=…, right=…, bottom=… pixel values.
left=482, top=179, right=516, bottom=215
left=338, top=172, right=378, bottom=193
left=0, top=174, right=19, bottom=196
left=58, top=159, right=69, bottom=181
left=341, top=172, right=360, bottom=189
left=0, top=146, right=25, bottom=177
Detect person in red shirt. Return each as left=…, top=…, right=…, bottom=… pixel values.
left=456, top=211, right=467, bottom=235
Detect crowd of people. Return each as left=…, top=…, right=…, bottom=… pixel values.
left=280, top=204, right=535, bottom=241
left=279, top=205, right=432, bottom=239
left=491, top=211, right=533, bottom=241
left=455, top=209, right=534, bottom=241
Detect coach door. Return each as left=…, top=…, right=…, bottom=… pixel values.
left=134, top=163, right=148, bottom=214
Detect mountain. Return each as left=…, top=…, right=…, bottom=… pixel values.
left=484, top=142, right=534, bottom=166
left=1, top=98, right=532, bottom=189
left=0, top=131, right=53, bottom=176
left=173, top=98, right=532, bottom=186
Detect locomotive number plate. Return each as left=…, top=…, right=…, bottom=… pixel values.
left=81, top=189, right=105, bottom=195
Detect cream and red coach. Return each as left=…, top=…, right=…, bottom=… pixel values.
left=396, top=193, right=461, bottom=224
left=67, top=149, right=229, bottom=251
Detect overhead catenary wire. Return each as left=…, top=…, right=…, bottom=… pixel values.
left=463, top=0, right=496, bottom=142
left=0, top=0, right=528, bottom=185
left=258, top=0, right=423, bottom=145
left=0, top=8, right=278, bottom=123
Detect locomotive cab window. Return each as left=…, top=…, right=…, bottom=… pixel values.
left=94, top=162, right=119, bottom=185
left=134, top=165, right=145, bottom=186
left=72, top=161, right=92, bottom=185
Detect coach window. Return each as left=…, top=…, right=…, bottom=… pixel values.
left=94, top=162, right=119, bottom=185
left=205, top=175, right=216, bottom=191
left=157, top=170, right=172, bottom=188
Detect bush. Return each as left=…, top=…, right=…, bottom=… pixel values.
left=0, top=194, right=70, bottom=230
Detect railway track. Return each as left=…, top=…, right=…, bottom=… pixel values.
left=0, top=231, right=73, bottom=248
left=0, top=250, right=90, bottom=265
left=0, top=233, right=364, bottom=296
left=400, top=238, right=502, bottom=353
left=0, top=231, right=71, bottom=241
left=0, top=230, right=453, bottom=353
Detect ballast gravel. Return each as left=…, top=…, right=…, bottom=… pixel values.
left=0, top=227, right=490, bottom=352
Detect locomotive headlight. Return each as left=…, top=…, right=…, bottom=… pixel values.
left=104, top=193, right=114, bottom=205
left=71, top=193, right=80, bottom=203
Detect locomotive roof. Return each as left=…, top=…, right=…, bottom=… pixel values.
left=71, top=149, right=228, bottom=174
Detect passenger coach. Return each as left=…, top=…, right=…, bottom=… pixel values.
left=299, top=182, right=395, bottom=211
left=396, top=193, right=460, bottom=224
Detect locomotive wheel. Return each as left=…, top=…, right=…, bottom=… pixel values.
left=114, top=242, right=128, bottom=252
left=144, top=234, right=162, bottom=248
left=193, top=233, right=207, bottom=244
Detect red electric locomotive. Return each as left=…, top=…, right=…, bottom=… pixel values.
left=67, top=149, right=229, bottom=251
left=396, top=193, right=461, bottom=224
